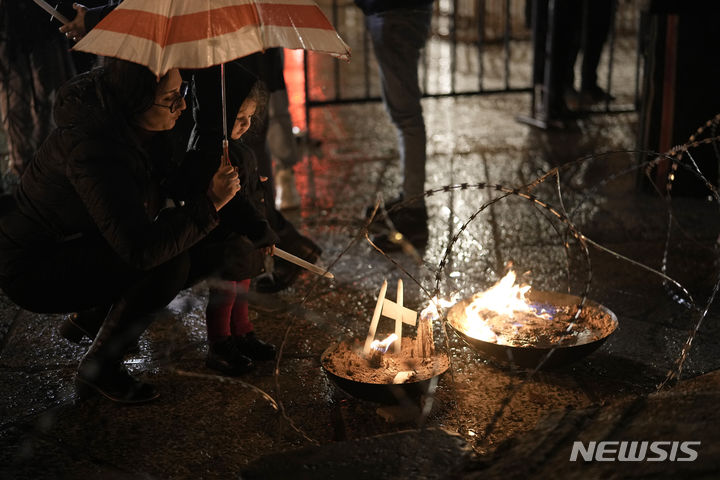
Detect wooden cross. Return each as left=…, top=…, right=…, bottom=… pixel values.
left=363, top=279, right=418, bottom=355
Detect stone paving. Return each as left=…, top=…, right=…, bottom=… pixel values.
left=2, top=88, right=720, bottom=478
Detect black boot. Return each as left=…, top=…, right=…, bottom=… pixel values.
left=206, top=337, right=255, bottom=376
left=234, top=332, right=276, bottom=361
left=371, top=204, right=429, bottom=251
left=75, top=364, right=158, bottom=404
left=59, top=305, right=110, bottom=343
left=60, top=305, right=141, bottom=354
left=75, top=300, right=158, bottom=404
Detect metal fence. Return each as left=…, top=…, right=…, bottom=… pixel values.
left=302, top=0, right=643, bottom=132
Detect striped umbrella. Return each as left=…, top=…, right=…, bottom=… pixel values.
left=73, top=0, right=350, bottom=76
left=73, top=0, right=350, bottom=162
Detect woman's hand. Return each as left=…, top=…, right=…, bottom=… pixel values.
left=261, top=245, right=276, bottom=256
left=59, top=3, right=88, bottom=42
left=207, top=164, right=240, bottom=211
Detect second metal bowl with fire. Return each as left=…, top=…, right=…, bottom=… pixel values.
left=446, top=272, right=618, bottom=368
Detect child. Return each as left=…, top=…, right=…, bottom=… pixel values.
left=185, top=62, right=321, bottom=376
left=202, top=84, right=278, bottom=375
left=180, top=68, right=281, bottom=376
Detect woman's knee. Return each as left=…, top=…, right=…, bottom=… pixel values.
left=141, top=253, right=191, bottom=308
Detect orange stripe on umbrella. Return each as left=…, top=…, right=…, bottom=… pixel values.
left=93, top=5, right=335, bottom=48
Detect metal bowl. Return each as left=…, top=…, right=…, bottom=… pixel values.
left=446, top=290, right=618, bottom=369
left=320, top=343, right=449, bottom=404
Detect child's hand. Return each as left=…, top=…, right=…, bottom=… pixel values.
left=207, top=164, right=240, bottom=211
left=261, top=245, right=275, bottom=256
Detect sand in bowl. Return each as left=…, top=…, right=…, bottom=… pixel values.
left=322, top=336, right=450, bottom=385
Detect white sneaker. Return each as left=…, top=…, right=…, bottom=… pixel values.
left=275, top=168, right=301, bottom=211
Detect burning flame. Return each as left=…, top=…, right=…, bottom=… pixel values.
left=370, top=333, right=398, bottom=353
left=420, top=295, right=457, bottom=322
left=467, top=270, right=533, bottom=317
left=459, top=269, right=551, bottom=344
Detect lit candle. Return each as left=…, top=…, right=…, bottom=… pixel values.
left=367, top=333, right=397, bottom=368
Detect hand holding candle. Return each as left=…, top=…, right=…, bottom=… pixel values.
left=207, top=164, right=240, bottom=211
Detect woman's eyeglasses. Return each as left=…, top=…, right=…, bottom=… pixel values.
left=153, top=81, right=189, bottom=113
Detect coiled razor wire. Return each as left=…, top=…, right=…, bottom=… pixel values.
left=268, top=116, right=720, bottom=445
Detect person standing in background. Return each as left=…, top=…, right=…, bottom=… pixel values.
left=565, top=0, right=617, bottom=107
left=259, top=49, right=303, bottom=212
left=0, top=1, right=75, bottom=177
left=0, top=1, right=115, bottom=181
left=355, top=0, right=434, bottom=250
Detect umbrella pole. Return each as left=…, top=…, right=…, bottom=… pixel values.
left=221, top=63, right=230, bottom=166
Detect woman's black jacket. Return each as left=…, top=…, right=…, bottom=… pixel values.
left=0, top=68, right=219, bottom=278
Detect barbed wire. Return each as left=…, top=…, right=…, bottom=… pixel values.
left=267, top=116, right=720, bottom=445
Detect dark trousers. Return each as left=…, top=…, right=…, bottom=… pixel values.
left=1, top=230, right=258, bottom=316
left=567, top=0, right=615, bottom=90
left=530, top=0, right=582, bottom=114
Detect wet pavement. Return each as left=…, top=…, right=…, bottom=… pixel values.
left=3, top=29, right=720, bottom=479
left=2, top=90, right=720, bottom=478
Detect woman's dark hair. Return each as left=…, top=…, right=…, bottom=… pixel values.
left=101, top=58, right=162, bottom=118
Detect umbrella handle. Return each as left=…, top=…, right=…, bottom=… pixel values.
left=222, top=139, right=230, bottom=166
left=220, top=64, right=230, bottom=166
